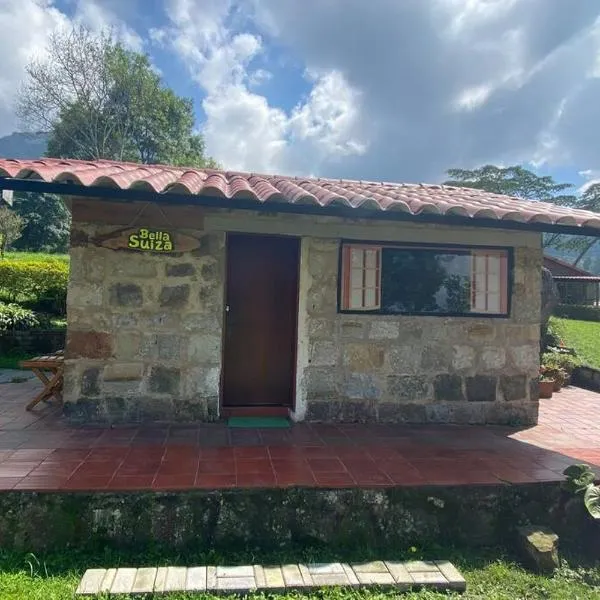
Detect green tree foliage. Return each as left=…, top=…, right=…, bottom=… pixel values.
left=445, top=165, right=600, bottom=268
left=19, top=26, right=216, bottom=168
left=0, top=207, right=23, bottom=257
left=10, top=192, right=70, bottom=254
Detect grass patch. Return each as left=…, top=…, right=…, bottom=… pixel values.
left=550, top=317, right=600, bottom=369
left=3, top=251, right=69, bottom=263
left=0, top=546, right=598, bottom=599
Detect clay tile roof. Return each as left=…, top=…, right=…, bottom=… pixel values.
left=1, top=157, right=600, bottom=234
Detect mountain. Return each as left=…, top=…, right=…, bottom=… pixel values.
left=0, top=132, right=48, bottom=159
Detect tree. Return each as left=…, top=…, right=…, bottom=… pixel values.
left=11, top=193, right=70, bottom=253
left=18, top=25, right=217, bottom=168
left=444, top=165, right=600, bottom=270
left=0, top=207, right=24, bottom=257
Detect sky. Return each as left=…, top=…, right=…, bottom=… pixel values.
left=1, top=0, right=600, bottom=189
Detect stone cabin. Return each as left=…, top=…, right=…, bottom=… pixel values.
left=2, top=158, right=600, bottom=426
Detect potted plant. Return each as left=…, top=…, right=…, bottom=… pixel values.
left=539, top=374, right=554, bottom=399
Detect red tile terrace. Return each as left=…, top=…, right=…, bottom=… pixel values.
left=1, top=379, right=599, bottom=492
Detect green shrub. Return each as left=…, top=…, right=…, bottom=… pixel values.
left=554, top=304, right=600, bottom=322
left=0, top=302, right=40, bottom=331
left=0, top=258, right=68, bottom=315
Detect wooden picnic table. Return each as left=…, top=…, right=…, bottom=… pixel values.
left=19, top=350, right=64, bottom=411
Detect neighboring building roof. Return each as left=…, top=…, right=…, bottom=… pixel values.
left=1, top=157, right=600, bottom=234
left=553, top=276, right=600, bottom=282
left=543, top=255, right=595, bottom=277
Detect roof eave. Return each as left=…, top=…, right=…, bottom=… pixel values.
left=2, top=176, right=600, bottom=238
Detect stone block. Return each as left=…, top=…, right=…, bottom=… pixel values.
left=154, top=567, right=168, bottom=593
left=452, top=346, right=475, bottom=370
left=149, top=366, right=180, bottom=394
left=500, top=375, right=527, bottom=402
left=304, top=367, right=336, bottom=398
left=369, top=321, right=400, bottom=339
left=281, top=564, right=304, bottom=587
left=387, top=375, right=430, bottom=402
left=342, top=373, right=381, bottom=400
left=157, top=334, right=181, bottom=360
left=76, top=569, right=107, bottom=595
left=388, top=346, right=421, bottom=374
left=262, top=566, right=285, bottom=590
left=308, top=318, right=334, bottom=339
left=339, top=321, right=366, bottom=339
left=114, top=260, right=157, bottom=278
left=426, top=403, right=450, bottom=423
left=182, top=313, right=220, bottom=333
left=114, top=332, right=141, bottom=360
left=217, top=566, right=254, bottom=578
left=510, top=345, right=540, bottom=372
left=110, top=568, right=137, bottom=594
left=339, top=400, right=375, bottom=422
left=352, top=561, right=388, bottom=573
left=467, top=323, right=496, bottom=342
left=354, top=571, right=395, bottom=585
left=448, top=403, right=485, bottom=425
left=188, top=334, right=221, bottom=363
left=434, top=561, right=466, bottom=591
left=343, top=344, right=384, bottom=371
left=109, top=283, right=143, bottom=307
left=216, top=577, right=256, bottom=591
left=310, top=341, right=337, bottom=366
left=466, top=375, right=497, bottom=402
left=186, top=567, right=207, bottom=592
left=159, top=285, right=190, bottom=309
left=201, top=261, right=218, bottom=281
left=433, top=374, right=464, bottom=402
left=409, top=570, right=448, bottom=588
left=104, top=363, right=143, bottom=382
left=384, top=562, right=412, bottom=589
left=67, top=331, right=113, bottom=359
left=529, top=378, right=540, bottom=401
left=306, top=401, right=334, bottom=421
left=298, top=564, right=315, bottom=586
left=517, top=525, right=559, bottom=573
left=184, top=367, right=220, bottom=398
left=132, top=568, right=157, bottom=594
left=421, top=346, right=450, bottom=371
left=481, top=347, right=506, bottom=370
left=68, top=283, right=103, bottom=308
left=379, top=402, right=427, bottom=424
left=112, top=314, right=138, bottom=329
left=164, top=567, right=187, bottom=592
left=100, top=569, right=117, bottom=593
left=166, top=263, right=196, bottom=277
left=63, top=398, right=104, bottom=424
left=81, top=368, right=101, bottom=397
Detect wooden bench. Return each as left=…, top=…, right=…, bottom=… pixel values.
left=19, top=350, right=64, bottom=411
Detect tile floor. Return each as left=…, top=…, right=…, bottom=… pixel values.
left=0, top=379, right=599, bottom=491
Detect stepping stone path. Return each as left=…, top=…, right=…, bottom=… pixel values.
left=76, top=560, right=466, bottom=595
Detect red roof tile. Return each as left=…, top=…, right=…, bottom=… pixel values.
left=1, top=157, right=600, bottom=233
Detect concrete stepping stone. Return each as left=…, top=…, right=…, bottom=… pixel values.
left=76, top=559, right=466, bottom=595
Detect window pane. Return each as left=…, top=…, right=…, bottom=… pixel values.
left=365, top=249, right=378, bottom=269
left=365, top=268, right=377, bottom=288
left=364, top=288, right=377, bottom=308
left=350, top=289, right=363, bottom=309
left=381, top=248, right=471, bottom=313
left=351, top=248, right=364, bottom=268
left=350, top=268, right=363, bottom=288
left=487, top=293, right=500, bottom=313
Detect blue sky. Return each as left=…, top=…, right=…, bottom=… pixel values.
left=1, top=0, right=600, bottom=190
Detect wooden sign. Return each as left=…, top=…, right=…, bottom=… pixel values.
left=93, top=227, right=202, bottom=253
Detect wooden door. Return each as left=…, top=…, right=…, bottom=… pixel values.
left=222, top=234, right=300, bottom=408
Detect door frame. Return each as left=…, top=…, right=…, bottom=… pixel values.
left=220, top=232, right=301, bottom=417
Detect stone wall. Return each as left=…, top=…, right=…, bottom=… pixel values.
left=299, top=238, right=542, bottom=426
left=63, top=222, right=224, bottom=423
left=64, top=203, right=542, bottom=425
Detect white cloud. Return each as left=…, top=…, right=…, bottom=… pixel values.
left=0, top=0, right=70, bottom=136
left=0, top=0, right=143, bottom=138
left=158, top=0, right=367, bottom=173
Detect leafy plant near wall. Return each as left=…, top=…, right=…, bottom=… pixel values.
left=562, top=464, right=600, bottom=520
left=0, top=303, right=40, bottom=331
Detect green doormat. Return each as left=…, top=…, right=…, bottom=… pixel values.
left=227, top=416, right=290, bottom=428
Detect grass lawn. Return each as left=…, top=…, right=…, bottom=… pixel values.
left=550, top=317, right=600, bottom=369
left=0, top=547, right=598, bottom=599
left=3, top=251, right=69, bottom=263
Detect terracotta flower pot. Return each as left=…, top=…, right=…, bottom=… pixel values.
left=553, top=379, right=562, bottom=392
left=539, top=380, right=554, bottom=399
